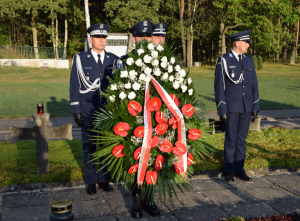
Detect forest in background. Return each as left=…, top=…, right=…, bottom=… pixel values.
left=0, top=0, right=300, bottom=67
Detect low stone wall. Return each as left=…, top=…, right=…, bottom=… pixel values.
left=0, top=59, right=69, bottom=69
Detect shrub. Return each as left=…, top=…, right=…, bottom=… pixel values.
left=252, top=55, right=258, bottom=70
left=257, top=55, right=263, bottom=70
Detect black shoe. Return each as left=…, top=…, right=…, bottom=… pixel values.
left=86, top=184, right=96, bottom=195
left=98, top=182, right=113, bottom=192
left=238, top=173, right=252, bottom=181
left=131, top=189, right=143, bottom=218
left=143, top=201, right=160, bottom=217
left=225, top=173, right=234, bottom=182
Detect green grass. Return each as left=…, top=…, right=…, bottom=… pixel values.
left=1, top=64, right=300, bottom=118
left=0, top=127, right=299, bottom=187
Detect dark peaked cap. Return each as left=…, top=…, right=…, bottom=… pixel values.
left=129, top=20, right=155, bottom=37
left=153, top=23, right=167, bottom=37
left=228, top=30, right=251, bottom=43
left=87, top=23, right=110, bottom=37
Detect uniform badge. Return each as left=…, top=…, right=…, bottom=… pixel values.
left=100, top=24, right=103, bottom=29
left=87, top=55, right=90, bottom=58
left=229, top=53, right=233, bottom=58
left=231, top=70, right=235, bottom=78
left=107, top=55, right=109, bottom=58
left=229, top=66, right=236, bottom=68
left=160, top=23, right=163, bottom=28
left=86, top=76, right=90, bottom=81
left=143, top=21, right=148, bottom=26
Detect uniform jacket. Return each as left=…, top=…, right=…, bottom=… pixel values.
left=214, top=50, right=260, bottom=115
left=70, top=49, right=119, bottom=120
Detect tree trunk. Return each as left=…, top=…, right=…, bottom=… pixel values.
left=32, top=15, right=39, bottom=59
left=179, top=0, right=186, bottom=66
left=290, top=21, right=298, bottom=64
left=211, top=32, right=214, bottom=62
left=51, top=10, right=56, bottom=58
left=276, top=17, right=280, bottom=61
left=296, top=20, right=299, bottom=58
left=63, top=14, right=68, bottom=59
left=55, top=18, right=59, bottom=59
left=84, top=0, right=92, bottom=49
left=201, top=35, right=206, bottom=62
left=186, top=0, right=192, bottom=68
left=282, top=22, right=287, bottom=64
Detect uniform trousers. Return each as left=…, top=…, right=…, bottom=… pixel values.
left=81, top=120, right=110, bottom=184
left=224, top=112, right=251, bottom=174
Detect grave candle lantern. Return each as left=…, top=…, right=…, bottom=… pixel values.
left=37, top=103, right=44, bottom=115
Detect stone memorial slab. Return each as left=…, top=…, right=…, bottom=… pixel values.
left=243, top=187, right=297, bottom=202
left=105, top=196, right=133, bottom=214
left=72, top=199, right=112, bottom=219
left=282, top=185, right=300, bottom=196
left=52, top=187, right=103, bottom=202
left=264, top=174, right=300, bottom=186
left=229, top=177, right=274, bottom=189
left=267, top=198, right=300, bottom=215
left=2, top=205, right=49, bottom=221
left=3, top=192, right=53, bottom=208
left=191, top=178, right=235, bottom=191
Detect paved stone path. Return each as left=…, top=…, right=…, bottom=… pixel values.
left=1, top=173, right=300, bottom=221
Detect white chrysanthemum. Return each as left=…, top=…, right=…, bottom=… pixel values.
left=188, top=77, right=192, bottom=85
left=153, top=68, right=161, bottom=76
left=120, top=70, right=128, bottom=78
left=174, top=65, right=181, bottom=72
left=109, top=95, right=115, bottom=102
left=179, top=69, right=186, bottom=77
left=181, top=85, right=187, bottom=92
left=160, top=62, right=167, bottom=69
left=137, top=49, right=145, bottom=56
left=135, top=58, right=143, bottom=67
left=169, top=75, right=174, bottom=82
left=144, top=67, right=152, bottom=75
left=162, top=73, right=168, bottom=80
left=147, top=43, right=155, bottom=50
left=176, top=74, right=184, bottom=83
left=151, top=50, right=158, bottom=58
left=145, top=76, right=152, bottom=82
left=143, top=55, right=152, bottom=63
left=132, top=82, right=141, bottom=91
left=156, top=44, right=164, bottom=51
left=110, top=84, right=117, bottom=91
left=173, top=81, right=180, bottom=89
left=170, top=57, right=175, bottom=64
left=124, top=82, right=131, bottom=89
left=151, top=59, right=159, bottom=67
left=188, top=88, right=193, bottom=96
left=128, top=91, right=136, bottom=99
left=161, top=56, right=168, bottom=63
left=167, top=65, right=173, bottom=73
left=126, top=57, right=134, bottom=66
left=139, top=74, right=146, bottom=81
left=119, top=92, right=126, bottom=100
left=129, top=70, right=137, bottom=81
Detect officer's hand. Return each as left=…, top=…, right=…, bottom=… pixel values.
left=219, top=114, right=229, bottom=123
left=73, top=113, right=84, bottom=127
left=251, top=110, right=259, bottom=122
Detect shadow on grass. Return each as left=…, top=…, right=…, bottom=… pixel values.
left=47, top=96, right=71, bottom=117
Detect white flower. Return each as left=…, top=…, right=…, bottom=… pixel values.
left=109, top=95, right=115, bottom=102
left=170, top=57, right=175, bottom=64
left=188, top=89, right=193, bottom=96
left=135, top=59, right=143, bottom=67
left=143, top=55, right=152, bottom=63
left=161, top=56, right=168, bottom=63
left=162, top=73, right=168, bottom=80
left=128, top=91, right=136, bottom=99
left=153, top=68, right=161, bottom=76
left=160, top=62, right=167, bottom=69
left=176, top=74, right=184, bottom=83
left=124, top=82, right=131, bottom=89
left=181, top=85, right=187, bottom=92
left=144, top=67, right=152, bottom=75
left=179, top=69, right=186, bottom=77
left=139, top=74, right=146, bottom=81
left=126, top=57, right=134, bottom=66
left=120, top=70, right=128, bottom=78
left=156, top=44, right=164, bottom=51
left=147, top=43, right=155, bottom=50
left=132, top=82, right=141, bottom=91
left=173, top=81, right=180, bottom=89
left=151, top=59, right=159, bottom=67
left=167, top=65, right=173, bottom=73
left=137, top=49, right=145, bottom=56
left=119, top=92, right=126, bottom=100
left=169, top=75, right=174, bottom=82
left=151, top=50, right=158, bottom=58
left=110, top=84, right=117, bottom=91
left=174, top=65, right=181, bottom=72
left=129, top=70, right=137, bottom=80
left=145, top=76, right=152, bottom=82
left=188, top=78, right=192, bottom=85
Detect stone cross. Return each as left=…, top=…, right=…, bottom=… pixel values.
left=9, top=113, right=73, bottom=174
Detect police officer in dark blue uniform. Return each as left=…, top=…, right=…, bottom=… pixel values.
left=152, top=22, right=167, bottom=44
left=214, top=30, right=259, bottom=182
left=70, top=23, right=119, bottom=194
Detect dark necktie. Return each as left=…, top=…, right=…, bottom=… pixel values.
left=97, top=54, right=102, bottom=70
left=238, top=54, right=243, bottom=68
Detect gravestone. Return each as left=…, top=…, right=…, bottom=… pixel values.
left=9, top=113, right=73, bottom=174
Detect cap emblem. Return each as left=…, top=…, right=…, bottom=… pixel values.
left=143, top=21, right=148, bottom=26
left=160, top=24, right=163, bottom=28
left=100, top=24, right=103, bottom=29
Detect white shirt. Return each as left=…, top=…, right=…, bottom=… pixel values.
left=231, top=49, right=242, bottom=61
left=91, top=49, right=105, bottom=64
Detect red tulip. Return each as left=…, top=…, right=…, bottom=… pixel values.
left=155, top=155, right=165, bottom=171
left=112, top=144, right=125, bottom=157
left=169, top=116, right=179, bottom=129
left=174, top=162, right=183, bottom=174
left=155, top=111, right=167, bottom=123
left=134, top=126, right=144, bottom=138
left=187, top=153, right=194, bottom=166
left=155, top=123, right=168, bottom=135
left=133, top=147, right=142, bottom=160
left=145, top=170, right=157, bottom=184
left=128, top=163, right=139, bottom=174
left=128, top=101, right=142, bottom=116
left=114, top=122, right=130, bottom=137
left=151, top=136, right=160, bottom=148
left=172, top=141, right=187, bottom=156
left=182, top=104, right=194, bottom=118
left=159, top=139, right=173, bottom=153
left=146, top=97, right=161, bottom=112
left=188, top=129, right=201, bottom=140
left=169, top=94, right=179, bottom=106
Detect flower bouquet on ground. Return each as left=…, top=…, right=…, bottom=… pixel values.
left=90, top=40, right=215, bottom=203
